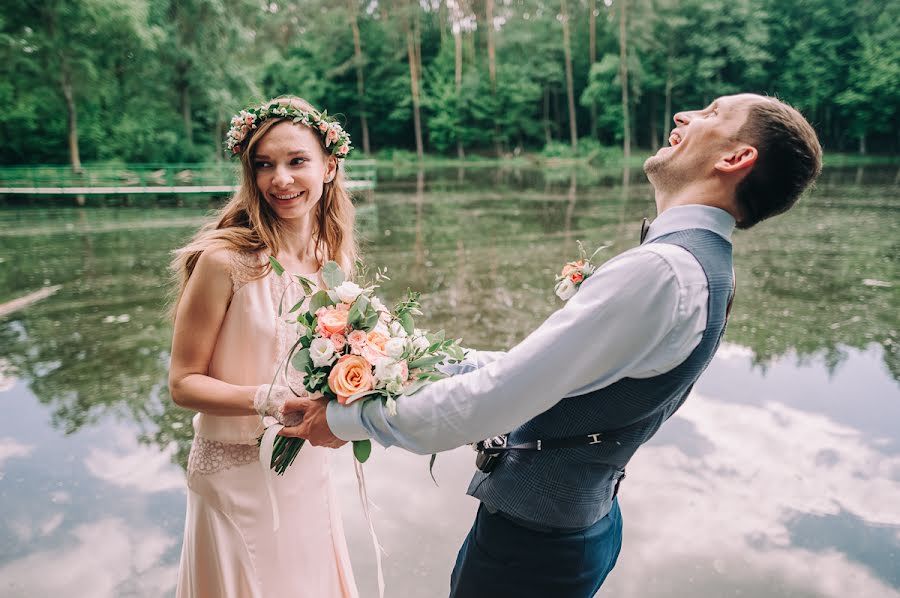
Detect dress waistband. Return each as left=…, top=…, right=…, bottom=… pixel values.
left=192, top=412, right=263, bottom=444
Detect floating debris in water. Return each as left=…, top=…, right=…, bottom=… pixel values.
left=862, top=279, right=891, bottom=288
left=102, top=314, right=131, bottom=324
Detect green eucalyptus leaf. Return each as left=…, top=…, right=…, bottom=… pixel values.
left=322, top=261, right=345, bottom=288
left=408, top=355, right=444, bottom=370
left=291, top=348, right=310, bottom=372
left=363, top=311, right=380, bottom=332
left=269, top=256, right=285, bottom=276
left=353, top=439, right=372, bottom=463
left=399, top=311, right=415, bottom=335
left=347, top=301, right=363, bottom=328
left=295, top=274, right=316, bottom=295
left=309, top=290, right=335, bottom=315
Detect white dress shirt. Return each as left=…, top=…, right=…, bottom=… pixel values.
left=327, top=205, right=736, bottom=454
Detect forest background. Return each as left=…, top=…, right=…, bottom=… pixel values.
left=2, top=0, right=898, bottom=169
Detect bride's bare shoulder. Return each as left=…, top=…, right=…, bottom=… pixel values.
left=198, top=247, right=265, bottom=293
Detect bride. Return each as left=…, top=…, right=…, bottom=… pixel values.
left=168, top=97, right=358, bottom=597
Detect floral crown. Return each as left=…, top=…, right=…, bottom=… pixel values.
left=225, top=102, right=352, bottom=159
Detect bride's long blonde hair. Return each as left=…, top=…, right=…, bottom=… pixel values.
left=170, top=97, right=357, bottom=317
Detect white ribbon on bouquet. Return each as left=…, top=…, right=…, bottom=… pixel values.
left=258, top=423, right=386, bottom=598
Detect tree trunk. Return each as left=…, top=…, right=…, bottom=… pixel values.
left=179, top=65, right=193, bottom=147
left=561, top=0, right=578, bottom=152
left=649, top=94, right=658, bottom=151
left=664, top=53, right=673, bottom=137
left=348, top=0, right=371, bottom=154
left=858, top=134, right=866, bottom=156
left=589, top=0, right=598, bottom=137
left=454, top=26, right=465, bottom=159
left=618, top=0, right=630, bottom=160
left=486, top=0, right=496, bottom=92
left=405, top=10, right=424, bottom=160
left=543, top=86, right=552, bottom=145
left=60, top=57, right=82, bottom=172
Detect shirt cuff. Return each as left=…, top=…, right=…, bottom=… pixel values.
left=325, top=399, right=372, bottom=441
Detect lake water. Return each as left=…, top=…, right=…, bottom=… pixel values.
left=1, top=164, right=898, bottom=597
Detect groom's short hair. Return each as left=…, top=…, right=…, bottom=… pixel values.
left=733, top=98, right=822, bottom=229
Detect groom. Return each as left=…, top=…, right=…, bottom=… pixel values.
left=282, top=93, right=822, bottom=596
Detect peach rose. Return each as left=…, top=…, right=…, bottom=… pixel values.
left=366, top=330, right=389, bottom=351
left=328, top=355, right=374, bottom=404
left=561, top=260, right=585, bottom=278
left=569, top=272, right=584, bottom=284
left=318, top=307, right=349, bottom=336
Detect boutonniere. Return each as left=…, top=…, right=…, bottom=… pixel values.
left=554, top=241, right=608, bottom=301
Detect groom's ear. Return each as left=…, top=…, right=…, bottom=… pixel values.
left=715, top=145, right=757, bottom=174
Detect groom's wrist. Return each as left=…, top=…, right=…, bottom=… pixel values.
left=325, top=399, right=371, bottom=442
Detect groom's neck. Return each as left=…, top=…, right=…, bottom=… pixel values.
left=653, top=180, right=738, bottom=218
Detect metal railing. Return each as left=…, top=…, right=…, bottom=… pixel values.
left=0, top=160, right=377, bottom=195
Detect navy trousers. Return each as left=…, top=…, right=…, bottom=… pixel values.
left=449, top=499, right=623, bottom=598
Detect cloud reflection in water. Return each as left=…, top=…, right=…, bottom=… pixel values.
left=0, top=518, right=178, bottom=598
left=606, top=391, right=900, bottom=597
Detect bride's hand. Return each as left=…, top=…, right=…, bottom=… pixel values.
left=280, top=396, right=347, bottom=449
left=253, top=384, right=305, bottom=427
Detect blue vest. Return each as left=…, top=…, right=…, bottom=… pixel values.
left=467, top=228, right=734, bottom=529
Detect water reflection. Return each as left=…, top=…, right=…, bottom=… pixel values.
left=1, top=164, right=898, bottom=597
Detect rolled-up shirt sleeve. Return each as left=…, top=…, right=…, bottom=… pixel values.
left=327, top=248, right=686, bottom=454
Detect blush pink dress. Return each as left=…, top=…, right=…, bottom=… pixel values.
left=176, top=250, right=358, bottom=598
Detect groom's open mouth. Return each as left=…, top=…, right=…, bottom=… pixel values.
left=668, top=130, right=683, bottom=146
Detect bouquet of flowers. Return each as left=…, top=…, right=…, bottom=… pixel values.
left=554, top=241, right=608, bottom=301
left=264, top=257, right=465, bottom=474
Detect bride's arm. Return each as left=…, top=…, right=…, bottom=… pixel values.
left=168, top=248, right=258, bottom=416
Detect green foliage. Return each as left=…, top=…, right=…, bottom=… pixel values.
left=1, top=0, right=898, bottom=166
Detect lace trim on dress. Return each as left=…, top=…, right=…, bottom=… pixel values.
left=230, top=250, right=266, bottom=294
left=188, top=435, right=259, bottom=475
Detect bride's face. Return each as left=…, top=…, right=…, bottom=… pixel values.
left=253, top=121, right=337, bottom=222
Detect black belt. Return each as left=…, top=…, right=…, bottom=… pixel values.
left=478, top=431, right=617, bottom=454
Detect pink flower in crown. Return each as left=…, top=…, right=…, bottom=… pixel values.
left=331, top=333, right=347, bottom=352
left=326, top=127, right=340, bottom=147
left=318, top=121, right=329, bottom=133
left=348, top=330, right=367, bottom=355
left=244, top=114, right=255, bottom=126
left=232, top=145, right=241, bottom=154
left=337, top=144, right=350, bottom=156
left=233, top=128, right=247, bottom=142
left=231, top=116, right=243, bottom=127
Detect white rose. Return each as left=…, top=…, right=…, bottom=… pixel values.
left=385, top=337, right=407, bottom=359
left=370, top=296, right=388, bottom=313
left=412, top=334, right=430, bottom=352
left=389, top=320, right=408, bottom=338
left=373, top=358, right=406, bottom=385
left=309, top=337, right=336, bottom=367
left=373, top=322, right=390, bottom=337
left=555, top=278, right=577, bottom=301
left=334, top=281, right=363, bottom=303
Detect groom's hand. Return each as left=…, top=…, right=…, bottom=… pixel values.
left=279, top=396, right=347, bottom=449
